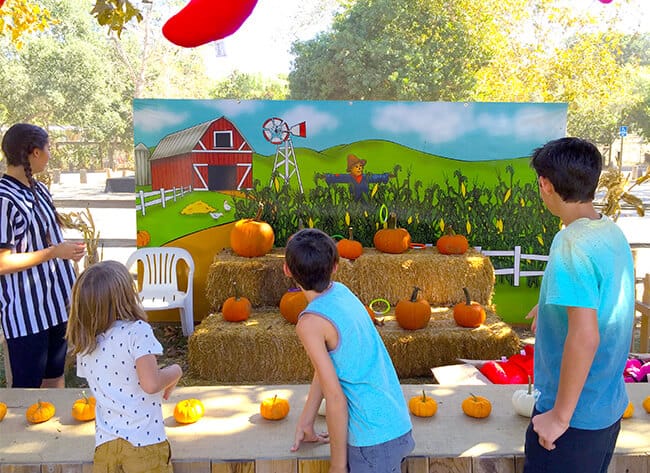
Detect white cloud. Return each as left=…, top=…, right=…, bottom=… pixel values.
left=134, top=107, right=188, bottom=133
left=203, top=100, right=260, bottom=117
left=283, top=105, right=339, bottom=137
left=513, top=107, right=567, bottom=139
left=372, top=103, right=469, bottom=143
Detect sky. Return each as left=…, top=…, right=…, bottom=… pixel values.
left=133, top=99, right=568, bottom=161
left=200, top=0, right=650, bottom=78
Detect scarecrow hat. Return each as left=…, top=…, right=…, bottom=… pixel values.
left=346, top=154, right=367, bottom=172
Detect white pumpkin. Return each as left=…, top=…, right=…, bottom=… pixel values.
left=511, top=376, right=539, bottom=417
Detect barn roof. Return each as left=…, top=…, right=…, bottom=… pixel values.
left=150, top=119, right=215, bottom=161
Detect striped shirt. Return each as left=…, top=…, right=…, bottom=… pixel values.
left=0, top=174, right=76, bottom=339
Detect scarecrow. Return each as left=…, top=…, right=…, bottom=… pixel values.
left=317, top=154, right=394, bottom=201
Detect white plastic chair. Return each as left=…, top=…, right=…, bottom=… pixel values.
left=126, top=247, right=195, bottom=336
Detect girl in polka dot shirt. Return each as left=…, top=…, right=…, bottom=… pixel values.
left=66, top=260, right=183, bottom=473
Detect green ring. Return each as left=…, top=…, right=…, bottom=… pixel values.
left=379, top=204, right=388, bottom=223
left=369, top=298, right=390, bottom=315
left=331, top=234, right=345, bottom=240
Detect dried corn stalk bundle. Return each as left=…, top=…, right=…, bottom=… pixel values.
left=59, top=208, right=102, bottom=267
left=598, top=167, right=648, bottom=221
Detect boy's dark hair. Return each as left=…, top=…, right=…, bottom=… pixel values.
left=285, top=228, right=339, bottom=292
left=530, top=137, right=602, bottom=203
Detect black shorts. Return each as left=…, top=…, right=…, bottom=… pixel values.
left=6, top=322, right=68, bottom=388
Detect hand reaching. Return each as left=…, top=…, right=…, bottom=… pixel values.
left=290, top=424, right=329, bottom=452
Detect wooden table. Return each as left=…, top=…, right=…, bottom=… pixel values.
left=0, top=385, right=648, bottom=472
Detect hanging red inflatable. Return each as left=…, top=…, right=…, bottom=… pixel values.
left=162, top=0, right=258, bottom=48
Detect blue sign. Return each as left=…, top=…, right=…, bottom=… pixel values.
left=619, top=126, right=628, bottom=137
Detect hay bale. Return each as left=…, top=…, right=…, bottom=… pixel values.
left=188, top=309, right=313, bottom=384
left=188, top=307, right=520, bottom=383
left=205, top=248, right=495, bottom=311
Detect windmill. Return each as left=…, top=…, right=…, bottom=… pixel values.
left=262, top=117, right=306, bottom=193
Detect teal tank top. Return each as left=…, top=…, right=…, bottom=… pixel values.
left=302, top=282, right=412, bottom=446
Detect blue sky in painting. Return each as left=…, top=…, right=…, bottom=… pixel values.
left=133, top=99, right=567, bottom=162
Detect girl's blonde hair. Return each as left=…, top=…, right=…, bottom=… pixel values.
left=66, top=260, right=147, bottom=355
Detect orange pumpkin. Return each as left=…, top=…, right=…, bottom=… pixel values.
left=222, top=281, right=252, bottom=322
left=409, top=390, right=438, bottom=418
left=436, top=226, right=469, bottom=255
left=643, top=395, right=650, bottom=414
left=260, top=395, right=290, bottom=420
left=71, top=392, right=96, bottom=422
left=622, top=402, right=634, bottom=419
left=230, top=203, right=275, bottom=257
left=26, top=400, right=56, bottom=424
left=395, top=287, right=431, bottom=330
left=373, top=212, right=411, bottom=254
left=462, top=394, right=492, bottom=418
left=174, top=398, right=205, bottom=424
left=0, top=401, right=6, bottom=422
left=136, top=229, right=151, bottom=247
left=453, top=287, right=486, bottom=328
left=279, top=288, right=308, bottom=324
left=337, top=227, right=363, bottom=260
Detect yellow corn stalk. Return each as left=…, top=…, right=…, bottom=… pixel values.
left=503, top=188, right=511, bottom=203
left=345, top=212, right=350, bottom=226
left=439, top=218, right=445, bottom=233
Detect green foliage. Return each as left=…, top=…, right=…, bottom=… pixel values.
left=210, top=71, right=289, bottom=100
left=90, top=0, right=142, bottom=38
left=289, top=0, right=491, bottom=100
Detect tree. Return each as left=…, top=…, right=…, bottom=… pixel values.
left=0, top=0, right=52, bottom=48
left=288, top=0, right=495, bottom=101
left=210, top=70, right=288, bottom=100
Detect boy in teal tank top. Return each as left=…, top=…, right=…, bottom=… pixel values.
left=284, top=228, right=414, bottom=473
left=524, top=137, right=635, bottom=473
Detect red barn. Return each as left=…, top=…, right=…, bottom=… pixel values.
left=149, top=117, right=253, bottom=191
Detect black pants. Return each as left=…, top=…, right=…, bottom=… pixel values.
left=524, top=409, right=621, bottom=473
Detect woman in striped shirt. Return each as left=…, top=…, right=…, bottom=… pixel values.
left=0, top=123, right=86, bottom=388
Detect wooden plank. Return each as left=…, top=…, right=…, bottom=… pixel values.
left=40, top=466, right=86, bottom=473
left=608, top=454, right=648, bottom=473
left=427, top=457, right=472, bottom=473
left=171, top=461, right=210, bottom=473
left=298, top=459, right=330, bottom=473
left=0, top=466, right=41, bottom=473
left=255, top=459, right=297, bottom=473
left=402, top=457, right=428, bottom=472
left=211, top=462, right=255, bottom=473
left=514, top=455, right=525, bottom=473
left=473, top=456, right=516, bottom=473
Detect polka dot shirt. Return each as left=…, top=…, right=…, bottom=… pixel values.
left=77, top=320, right=167, bottom=448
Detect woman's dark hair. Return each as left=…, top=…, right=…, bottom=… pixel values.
left=2, top=123, right=62, bottom=229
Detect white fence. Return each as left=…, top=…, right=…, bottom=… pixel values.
left=136, top=185, right=192, bottom=216
left=477, top=245, right=549, bottom=287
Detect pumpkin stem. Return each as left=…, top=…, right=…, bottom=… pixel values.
left=254, top=202, right=264, bottom=221
left=272, top=394, right=278, bottom=406
left=462, top=287, right=471, bottom=305
left=421, top=390, right=427, bottom=402
left=409, top=286, right=421, bottom=302
left=347, top=226, right=355, bottom=241
left=387, top=212, right=397, bottom=229
left=446, top=225, right=457, bottom=236
left=527, top=375, right=533, bottom=395
left=232, top=281, right=241, bottom=300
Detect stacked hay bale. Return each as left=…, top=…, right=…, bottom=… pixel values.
left=189, top=308, right=519, bottom=383
left=205, top=247, right=495, bottom=310
left=191, top=246, right=520, bottom=384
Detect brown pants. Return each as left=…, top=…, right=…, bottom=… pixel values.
left=93, top=438, right=173, bottom=473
